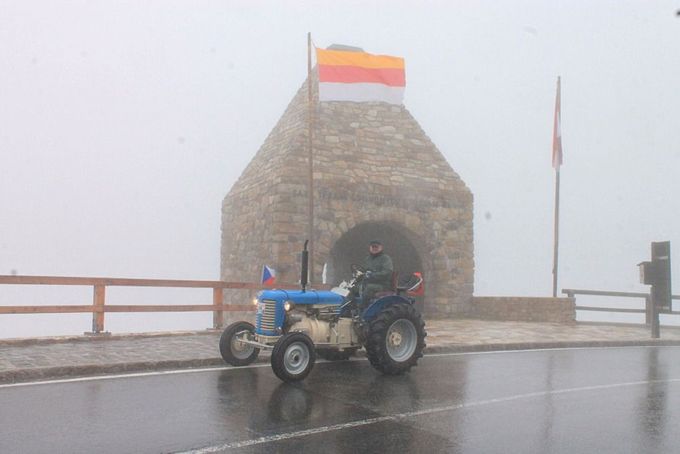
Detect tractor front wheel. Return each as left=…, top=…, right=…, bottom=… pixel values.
left=219, top=321, right=260, bottom=366
left=271, top=332, right=316, bottom=382
left=365, top=302, right=426, bottom=375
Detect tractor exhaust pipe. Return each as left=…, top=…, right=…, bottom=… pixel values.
left=301, top=240, right=309, bottom=292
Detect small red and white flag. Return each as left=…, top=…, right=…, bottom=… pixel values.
left=261, top=265, right=276, bottom=285
left=552, top=76, right=563, bottom=169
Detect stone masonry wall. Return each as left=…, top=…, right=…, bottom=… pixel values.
left=473, top=297, right=576, bottom=323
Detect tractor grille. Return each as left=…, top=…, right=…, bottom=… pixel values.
left=259, top=299, right=277, bottom=331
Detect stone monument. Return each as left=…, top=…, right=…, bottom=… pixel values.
left=221, top=71, right=473, bottom=318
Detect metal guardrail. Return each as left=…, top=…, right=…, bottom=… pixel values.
left=562, top=288, right=680, bottom=322
left=0, top=275, right=330, bottom=334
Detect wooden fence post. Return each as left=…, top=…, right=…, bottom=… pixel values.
left=645, top=294, right=651, bottom=325
left=213, top=287, right=224, bottom=329
left=92, top=284, right=106, bottom=334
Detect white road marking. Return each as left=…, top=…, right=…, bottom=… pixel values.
left=0, top=364, right=269, bottom=389
left=179, top=377, right=680, bottom=453
left=2, top=345, right=678, bottom=389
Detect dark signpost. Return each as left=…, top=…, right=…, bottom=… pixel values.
left=638, top=241, right=672, bottom=338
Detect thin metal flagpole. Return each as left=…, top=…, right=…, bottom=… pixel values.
left=552, top=168, right=560, bottom=297
left=551, top=76, right=562, bottom=297
left=307, top=32, right=314, bottom=283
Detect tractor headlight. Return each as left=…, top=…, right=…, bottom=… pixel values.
left=252, top=298, right=258, bottom=306
left=283, top=300, right=295, bottom=312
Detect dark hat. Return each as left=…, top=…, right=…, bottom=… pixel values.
left=369, top=240, right=382, bottom=246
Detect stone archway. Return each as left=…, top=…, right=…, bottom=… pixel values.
left=325, top=221, right=425, bottom=308
left=326, top=221, right=423, bottom=283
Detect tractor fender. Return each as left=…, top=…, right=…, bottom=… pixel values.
left=362, top=294, right=413, bottom=322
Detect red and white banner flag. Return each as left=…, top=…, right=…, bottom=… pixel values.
left=316, top=48, right=405, bottom=105
left=552, top=77, right=563, bottom=169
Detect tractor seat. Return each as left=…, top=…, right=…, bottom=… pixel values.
left=396, top=272, right=424, bottom=295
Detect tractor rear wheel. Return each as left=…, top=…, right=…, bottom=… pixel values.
left=365, top=302, right=426, bottom=375
left=219, top=321, right=260, bottom=366
left=271, top=332, right=316, bottom=382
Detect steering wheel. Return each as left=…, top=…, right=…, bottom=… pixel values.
left=350, top=264, right=367, bottom=274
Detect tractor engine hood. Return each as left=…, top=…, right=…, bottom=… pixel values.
left=259, top=289, right=344, bottom=306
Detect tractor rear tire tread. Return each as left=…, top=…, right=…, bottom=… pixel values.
left=365, top=302, right=426, bottom=375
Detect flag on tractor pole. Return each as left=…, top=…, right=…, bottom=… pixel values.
left=261, top=265, right=276, bottom=285
left=552, top=77, right=563, bottom=169
left=316, top=47, right=405, bottom=104
left=321, top=263, right=328, bottom=284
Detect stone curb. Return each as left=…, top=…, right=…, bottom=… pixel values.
left=0, top=330, right=219, bottom=347
left=0, top=358, right=226, bottom=385
left=422, top=339, right=680, bottom=353
left=3, top=339, right=680, bottom=385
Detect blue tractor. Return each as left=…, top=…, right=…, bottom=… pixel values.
left=219, top=241, right=426, bottom=382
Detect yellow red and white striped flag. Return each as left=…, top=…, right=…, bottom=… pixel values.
left=552, top=76, right=563, bottom=169
left=316, top=48, right=405, bottom=104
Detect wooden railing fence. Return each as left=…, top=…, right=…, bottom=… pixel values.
left=562, top=288, right=680, bottom=324
left=0, top=275, right=319, bottom=334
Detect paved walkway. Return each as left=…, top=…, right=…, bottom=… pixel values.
left=2, top=319, right=680, bottom=384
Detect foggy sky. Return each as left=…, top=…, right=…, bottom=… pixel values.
left=1, top=1, right=680, bottom=337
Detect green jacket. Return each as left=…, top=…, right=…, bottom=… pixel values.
left=363, top=252, right=394, bottom=288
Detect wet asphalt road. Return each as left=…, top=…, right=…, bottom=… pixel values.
left=1, top=346, right=680, bottom=454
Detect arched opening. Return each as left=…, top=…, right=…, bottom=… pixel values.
left=326, top=221, right=423, bottom=288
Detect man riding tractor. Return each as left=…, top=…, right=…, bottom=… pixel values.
left=361, top=239, right=394, bottom=306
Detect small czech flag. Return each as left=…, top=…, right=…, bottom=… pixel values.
left=261, top=265, right=276, bottom=286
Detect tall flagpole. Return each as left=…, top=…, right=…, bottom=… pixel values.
left=552, top=167, right=560, bottom=297
left=307, top=32, right=314, bottom=283
left=552, top=76, right=563, bottom=297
